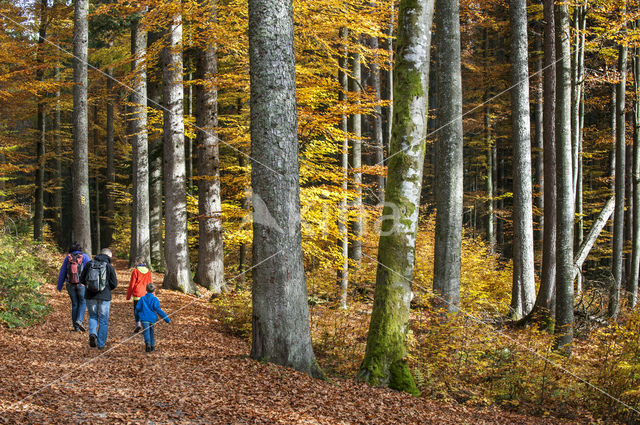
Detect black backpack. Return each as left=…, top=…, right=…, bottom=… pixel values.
left=67, top=253, right=83, bottom=284
left=86, top=261, right=108, bottom=293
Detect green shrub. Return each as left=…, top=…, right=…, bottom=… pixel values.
left=210, top=290, right=252, bottom=338
left=0, top=235, right=53, bottom=327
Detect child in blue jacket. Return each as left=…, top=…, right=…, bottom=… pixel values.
left=135, top=283, right=171, bottom=352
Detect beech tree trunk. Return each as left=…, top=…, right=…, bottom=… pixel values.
left=611, top=23, right=628, bottom=319
left=631, top=42, right=640, bottom=308
left=433, top=0, right=463, bottom=313
left=148, top=30, right=164, bottom=270
left=53, top=66, right=63, bottom=246
left=248, top=0, right=322, bottom=378
left=72, top=0, right=91, bottom=253
left=337, top=26, right=349, bottom=309
left=358, top=0, right=434, bottom=396
left=104, top=69, right=115, bottom=248
left=537, top=0, right=557, bottom=316
left=130, top=17, right=151, bottom=266
left=368, top=26, right=385, bottom=205
left=533, top=28, right=544, bottom=246
left=509, top=0, right=536, bottom=318
left=348, top=47, right=363, bottom=278
left=34, top=0, right=48, bottom=242
left=162, top=10, right=194, bottom=293
left=554, top=2, right=574, bottom=354
left=194, top=3, right=225, bottom=294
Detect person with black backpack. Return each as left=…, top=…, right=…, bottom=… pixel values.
left=56, top=242, right=92, bottom=332
left=79, top=248, right=118, bottom=349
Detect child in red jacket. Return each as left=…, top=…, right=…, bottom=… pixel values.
left=126, top=256, right=152, bottom=333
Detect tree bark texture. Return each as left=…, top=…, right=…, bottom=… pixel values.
left=348, top=48, right=363, bottom=276
left=433, top=0, right=463, bottom=312
left=248, top=0, right=322, bottom=378
left=554, top=2, right=574, bottom=354
left=104, top=69, right=115, bottom=249
left=34, top=0, right=48, bottom=242
left=194, top=6, right=225, bottom=294
left=130, top=18, right=151, bottom=266
left=162, top=11, right=194, bottom=293
left=509, top=0, right=536, bottom=318
left=338, top=26, right=349, bottom=309
left=72, top=0, right=92, bottom=254
left=611, top=26, right=628, bottom=319
left=631, top=43, right=640, bottom=308
left=358, top=0, right=434, bottom=396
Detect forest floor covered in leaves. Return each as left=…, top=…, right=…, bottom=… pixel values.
left=0, top=258, right=578, bottom=424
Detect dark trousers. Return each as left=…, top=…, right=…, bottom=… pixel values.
left=132, top=299, right=139, bottom=323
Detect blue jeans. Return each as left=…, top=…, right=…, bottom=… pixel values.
left=141, top=321, right=155, bottom=347
left=86, top=299, right=111, bottom=348
left=66, top=283, right=86, bottom=328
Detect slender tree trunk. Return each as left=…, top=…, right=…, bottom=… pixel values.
left=509, top=0, right=536, bottom=318
left=631, top=42, right=640, bottom=308
left=130, top=17, right=151, bottom=266
left=92, top=105, right=101, bottom=252
left=611, top=14, right=628, bottom=319
left=248, top=0, right=322, bottom=378
left=194, top=2, right=225, bottom=294
left=381, top=0, right=394, bottom=155
left=349, top=46, right=363, bottom=278
left=337, top=26, right=349, bottom=309
left=368, top=22, right=385, bottom=205
left=53, top=66, right=63, bottom=246
left=104, top=68, right=115, bottom=248
left=162, top=9, right=194, bottom=293
left=433, top=0, right=463, bottom=312
left=34, top=0, right=48, bottom=242
left=186, top=69, right=194, bottom=193
left=72, top=0, right=91, bottom=253
left=554, top=1, right=574, bottom=354
left=358, top=0, right=434, bottom=395
left=574, top=197, right=615, bottom=279
left=148, top=31, right=164, bottom=270
left=534, top=27, right=544, bottom=246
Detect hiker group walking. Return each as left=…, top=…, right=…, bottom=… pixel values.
left=57, top=243, right=170, bottom=352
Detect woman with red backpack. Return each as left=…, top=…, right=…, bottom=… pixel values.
left=56, top=242, right=92, bottom=332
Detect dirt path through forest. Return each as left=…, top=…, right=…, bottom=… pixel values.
left=0, top=258, right=574, bottom=424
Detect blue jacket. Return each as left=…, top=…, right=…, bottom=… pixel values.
left=57, top=251, right=92, bottom=291
left=135, top=293, right=171, bottom=324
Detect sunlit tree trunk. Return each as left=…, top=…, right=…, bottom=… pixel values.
left=194, top=2, right=224, bottom=294
left=631, top=41, right=640, bottom=309
left=508, top=0, right=536, bottom=318
left=248, top=0, right=322, bottom=378
left=72, top=0, right=91, bottom=253
left=130, top=17, right=151, bottom=266
left=611, top=11, right=628, bottom=319
left=358, top=0, right=434, bottom=395
left=337, top=26, right=349, bottom=309
left=162, top=9, right=194, bottom=293
left=533, top=27, right=544, bottom=246
left=381, top=0, right=394, bottom=154
left=367, top=14, right=385, bottom=205
left=554, top=1, right=574, bottom=354
left=348, top=45, right=362, bottom=279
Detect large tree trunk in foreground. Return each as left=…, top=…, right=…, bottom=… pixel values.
left=433, top=0, right=463, bottom=312
left=248, top=0, right=322, bottom=378
left=162, top=10, right=194, bottom=293
left=194, top=4, right=225, bottom=294
left=72, top=0, right=92, bottom=253
left=509, top=0, right=536, bottom=318
left=358, top=0, right=434, bottom=396
left=554, top=2, right=574, bottom=355
left=130, top=17, right=151, bottom=266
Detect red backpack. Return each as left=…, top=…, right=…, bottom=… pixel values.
left=67, top=253, right=83, bottom=284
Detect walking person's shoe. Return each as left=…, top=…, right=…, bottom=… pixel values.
left=145, top=343, right=151, bottom=352
left=134, top=325, right=141, bottom=334
left=150, top=346, right=155, bottom=352
left=75, top=321, right=86, bottom=332
left=89, top=334, right=97, bottom=347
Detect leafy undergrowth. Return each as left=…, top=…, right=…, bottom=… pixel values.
left=0, top=235, right=58, bottom=328
left=0, top=257, right=575, bottom=424
left=213, top=219, right=640, bottom=424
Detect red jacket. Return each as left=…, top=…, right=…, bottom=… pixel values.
left=126, top=265, right=152, bottom=300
